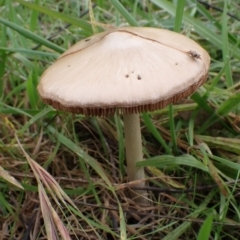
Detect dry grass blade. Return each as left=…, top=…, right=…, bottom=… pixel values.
left=15, top=133, right=77, bottom=208
left=88, top=0, right=98, bottom=34
left=0, top=165, right=24, bottom=190
left=208, top=160, right=228, bottom=197
left=39, top=184, right=71, bottom=240
left=51, top=206, right=72, bottom=240
left=0, top=114, right=24, bottom=190
left=147, top=166, right=185, bottom=189
left=39, top=184, right=59, bottom=240
left=15, top=133, right=73, bottom=240
left=31, top=158, right=77, bottom=208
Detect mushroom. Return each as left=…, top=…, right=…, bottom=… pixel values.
left=37, top=27, right=210, bottom=204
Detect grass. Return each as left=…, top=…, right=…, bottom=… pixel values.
left=1, top=0, right=240, bottom=239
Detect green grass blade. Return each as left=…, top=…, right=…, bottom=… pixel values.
left=0, top=18, right=7, bottom=100
left=196, top=1, right=238, bottom=46
left=0, top=47, right=59, bottom=58
left=203, top=64, right=226, bottom=99
left=47, top=124, right=127, bottom=238
left=168, top=0, right=186, bottom=155
left=150, top=0, right=240, bottom=59
left=0, top=18, right=64, bottom=53
left=0, top=104, right=33, bottom=117
left=142, top=113, right=171, bottom=154
left=19, top=107, right=53, bottom=134
left=191, top=92, right=214, bottom=114
left=47, top=125, right=113, bottom=188
left=217, top=93, right=240, bottom=116
left=108, top=0, right=138, bottom=26
left=168, top=105, right=178, bottom=154
left=29, top=0, right=39, bottom=31
left=211, top=154, right=240, bottom=172
left=173, top=0, right=186, bottom=32
left=16, top=0, right=93, bottom=34
left=188, top=108, right=199, bottom=146
left=90, top=118, right=109, bottom=159
left=163, top=191, right=214, bottom=240
left=197, top=135, right=240, bottom=155
left=193, top=88, right=235, bottom=134
left=190, top=92, right=232, bottom=133
left=68, top=204, right=117, bottom=238
left=26, top=71, right=38, bottom=109
left=222, top=1, right=233, bottom=87
left=114, top=114, right=125, bottom=177
left=137, top=154, right=208, bottom=172
left=0, top=52, right=6, bottom=99
left=197, top=214, right=213, bottom=240
left=0, top=192, right=14, bottom=215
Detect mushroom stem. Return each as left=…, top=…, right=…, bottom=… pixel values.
left=123, top=113, right=148, bottom=203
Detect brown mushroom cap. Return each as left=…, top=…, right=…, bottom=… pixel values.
left=37, top=27, right=210, bottom=116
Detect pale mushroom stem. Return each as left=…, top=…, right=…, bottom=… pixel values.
left=123, top=113, right=148, bottom=204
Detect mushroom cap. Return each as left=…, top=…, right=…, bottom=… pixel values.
left=37, top=27, right=210, bottom=116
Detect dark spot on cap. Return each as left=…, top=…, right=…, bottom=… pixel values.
left=137, top=75, right=141, bottom=80
left=175, top=63, right=178, bottom=65
left=188, top=50, right=201, bottom=59
left=125, top=74, right=129, bottom=78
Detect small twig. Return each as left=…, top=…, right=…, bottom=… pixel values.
left=131, top=184, right=218, bottom=194
left=32, top=4, right=97, bottom=50
left=10, top=171, right=240, bottom=194
left=73, top=200, right=240, bottom=227
left=116, top=178, right=240, bottom=194
left=197, top=0, right=240, bottom=21
left=43, top=113, right=58, bottom=129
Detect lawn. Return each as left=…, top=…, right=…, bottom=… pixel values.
left=0, top=0, right=240, bottom=239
